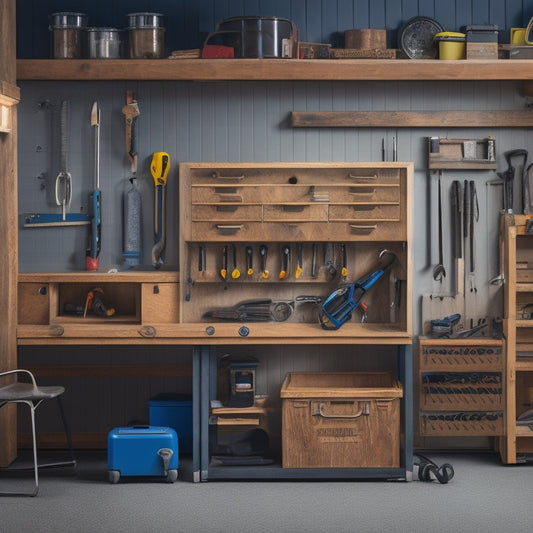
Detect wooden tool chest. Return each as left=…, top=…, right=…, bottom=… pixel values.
left=179, top=162, right=412, bottom=338
left=182, top=161, right=414, bottom=480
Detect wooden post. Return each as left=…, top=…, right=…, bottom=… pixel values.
left=0, top=0, right=19, bottom=467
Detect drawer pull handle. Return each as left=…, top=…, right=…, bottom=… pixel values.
left=216, top=205, right=238, bottom=212
left=49, top=325, right=64, bottom=337
left=347, top=174, right=378, bottom=182
left=280, top=205, right=305, bottom=212
left=350, top=224, right=377, bottom=234
left=309, top=186, right=330, bottom=202
left=312, top=401, right=370, bottom=419
left=212, top=172, right=245, bottom=181
left=349, top=187, right=376, bottom=195
left=352, top=205, right=377, bottom=212
left=138, top=325, right=157, bottom=338
left=216, top=224, right=243, bottom=233
left=217, top=193, right=243, bottom=202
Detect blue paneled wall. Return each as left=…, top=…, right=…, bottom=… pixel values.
left=16, top=0, right=533, bottom=58
left=15, top=1, right=533, bottom=336
left=14, top=0, right=533, bottom=438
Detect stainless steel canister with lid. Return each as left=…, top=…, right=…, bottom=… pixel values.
left=49, top=12, right=88, bottom=58
left=86, top=28, right=125, bottom=59
left=127, top=12, right=165, bottom=59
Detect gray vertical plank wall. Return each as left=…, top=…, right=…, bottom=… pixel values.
left=14, top=0, right=533, bottom=439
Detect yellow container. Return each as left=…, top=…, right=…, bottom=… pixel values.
left=434, top=31, right=466, bottom=59
left=510, top=27, right=527, bottom=45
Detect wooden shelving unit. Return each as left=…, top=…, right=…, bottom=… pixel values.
left=500, top=215, right=533, bottom=464
left=16, top=58, right=533, bottom=82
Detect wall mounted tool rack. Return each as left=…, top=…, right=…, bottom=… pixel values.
left=427, top=137, right=497, bottom=170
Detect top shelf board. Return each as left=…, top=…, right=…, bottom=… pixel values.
left=16, top=59, right=533, bottom=82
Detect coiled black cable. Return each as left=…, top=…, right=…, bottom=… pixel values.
left=414, top=453, right=455, bottom=484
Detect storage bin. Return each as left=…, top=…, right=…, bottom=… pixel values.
left=147, top=393, right=193, bottom=453
left=107, top=426, right=178, bottom=483
left=280, top=371, right=403, bottom=468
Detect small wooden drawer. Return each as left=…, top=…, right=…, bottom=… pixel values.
left=141, top=283, right=179, bottom=324
left=420, top=371, right=504, bottom=410
left=192, top=204, right=262, bottom=222
left=420, top=411, right=504, bottom=436
left=347, top=185, right=400, bottom=203
left=329, top=204, right=400, bottom=221
left=421, top=343, right=504, bottom=370
left=18, top=283, right=50, bottom=325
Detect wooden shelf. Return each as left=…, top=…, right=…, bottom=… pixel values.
left=16, top=58, right=533, bottom=82
left=18, top=271, right=179, bottom=283
left=516, top=426, right=533, bottom=437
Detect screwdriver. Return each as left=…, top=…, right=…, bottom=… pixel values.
left=279, top=245, right=290, bottom=279
left=220, top=245, right=228, bottom=280
left=231, top=244, right=241, bottom=279
left=295, top=244, right=303, bottom=279
left=246, top=246, right=253, bottom=276
left=260, top=244, right=269, bottom=279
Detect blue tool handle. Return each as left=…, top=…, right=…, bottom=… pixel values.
left=86, top=189, right=101, bottom=270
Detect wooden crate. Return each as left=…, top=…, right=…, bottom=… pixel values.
left=280, top=371, right=403, bottom=468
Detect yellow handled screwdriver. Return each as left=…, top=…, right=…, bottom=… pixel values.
left=150, top=152, right=170, bottom=268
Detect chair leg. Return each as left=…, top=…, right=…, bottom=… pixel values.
left=0, top=400, right=39, bottom=497
left=50, top=396, right=76, bottom=467
left=32, top=396, right=76, bottom=469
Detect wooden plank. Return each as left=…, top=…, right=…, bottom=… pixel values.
left=25, top=364, right=192, bottom=378
left=291, top=110, right=533, bottom=128
left=17, top=59, right=533, bottom=82
left=19, top=432, right=108, bottom=449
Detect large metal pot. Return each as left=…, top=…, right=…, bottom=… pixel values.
left=205, top=16, right=298, bottom=58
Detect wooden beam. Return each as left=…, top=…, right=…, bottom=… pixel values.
left=291, top=110, right=533, bottom=128
left=25, top=364, right=192, bottom=378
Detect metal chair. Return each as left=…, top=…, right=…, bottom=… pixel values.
left=0, top=369, right=76, bottom=496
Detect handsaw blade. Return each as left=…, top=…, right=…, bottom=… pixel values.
left=55, top=100, right=72, bottom=218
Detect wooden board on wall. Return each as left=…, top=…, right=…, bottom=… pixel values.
left=291, top=110, right=533, bottom=128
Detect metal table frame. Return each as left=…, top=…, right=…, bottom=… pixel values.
left=192, top=343, right=413, bottom=482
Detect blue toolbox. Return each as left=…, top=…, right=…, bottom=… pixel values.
left=107, top=426, right=179, bottom=484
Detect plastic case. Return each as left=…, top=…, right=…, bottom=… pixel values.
left=107, top=426, right=178, bottom=483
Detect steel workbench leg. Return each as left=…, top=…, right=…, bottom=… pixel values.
left=199, top=345, right=212, bottom=481
left=192, top=346, right=201, bottom=483
left=399, top=344, right=414, bottom=480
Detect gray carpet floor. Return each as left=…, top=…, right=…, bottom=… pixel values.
left=1, top=451, right=531, bottom=533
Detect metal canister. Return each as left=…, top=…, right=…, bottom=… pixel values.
left=127, top=12, right=165, bottom=59
left=86, top=28, right=124, bottom=59
left=49, top=12, right=88, bottom=59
